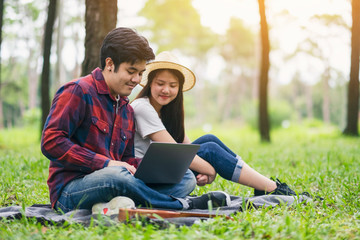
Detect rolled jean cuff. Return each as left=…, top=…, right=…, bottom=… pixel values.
left=173, top=196, right=190, bottom=210
left=231, top=155, right=244, bottom=183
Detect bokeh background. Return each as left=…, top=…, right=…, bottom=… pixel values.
left=0, top=0, right=358, bottom=140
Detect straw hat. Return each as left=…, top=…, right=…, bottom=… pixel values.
left=140, top=51, right=196, bottom=92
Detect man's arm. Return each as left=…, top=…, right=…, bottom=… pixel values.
left=119, top=117, right=140, bottom=172
left=41, top=83, right=109, bottom=173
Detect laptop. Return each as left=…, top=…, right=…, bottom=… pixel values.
left=134, top=142, right=200, bottom=184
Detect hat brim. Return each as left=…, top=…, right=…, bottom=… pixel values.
left=140, top=61, right=196, bottom=92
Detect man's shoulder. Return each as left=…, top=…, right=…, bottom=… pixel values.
left=75, top=74, right=95, bottom=88
left=62, top=74, right=94, bottom=93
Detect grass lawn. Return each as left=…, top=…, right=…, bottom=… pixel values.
left=0, top=123, right=359, bottom=239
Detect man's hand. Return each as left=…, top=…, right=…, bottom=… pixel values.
left=108, top=160, right=136, bottom=175
left=196, top=173, right=216, bottom=186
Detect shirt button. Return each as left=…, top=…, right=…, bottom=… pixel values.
left=103, top=129, right=106, bottom=132
left=111, top=142, right=114, bottom=146
left=115, top=124, right=117, bottom=127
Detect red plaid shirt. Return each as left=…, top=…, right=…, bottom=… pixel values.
left=41, top=68, right=140, bottom=207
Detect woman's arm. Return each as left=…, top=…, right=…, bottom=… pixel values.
left=149, top=131, right=216, bottom=178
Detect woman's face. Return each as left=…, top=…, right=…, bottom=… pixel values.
left=149, top=70, right=180, bottom=109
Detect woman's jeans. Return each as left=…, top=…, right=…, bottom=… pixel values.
left=193, top=134, right=243, bottom=183
left=55, top=167, right=195, bottom=213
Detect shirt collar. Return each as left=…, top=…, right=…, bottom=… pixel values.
left=91, top=68, right=129, bottom=104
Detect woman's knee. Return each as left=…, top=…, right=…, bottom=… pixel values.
left=202, top=134, right=219, bottom=142
left=199, top=141, right=220, bottom=154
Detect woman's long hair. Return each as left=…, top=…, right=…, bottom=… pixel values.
left=134, top=69, right=185, bottom=143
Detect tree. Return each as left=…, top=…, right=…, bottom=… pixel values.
left=309, top=14, right=348, bottom=124
left=55, top=0, right=65, bottom=89
left=24, top=1, right=44, bottom=110
left=40, top=0, right=57, bottom=130
left=219, top=18, right=257, bottom=122
left=292, top=39, right=333, bottom=123
left=258, top=0, right=271, bottom=142
left=282, top=12, right=349, bottom=126
left=81, top=0, right=117, bottom=76
left=139, top=0, right=216, bottom=56
left=2, top=0, right=45, bottom=127
left=139, top=0, right=218, bottom=124
left=344, top=0, right=360, bottom=136
left=0, top=0, right=4, bottom=128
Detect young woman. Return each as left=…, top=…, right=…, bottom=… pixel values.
left=131, top=51, right=297, bottom=196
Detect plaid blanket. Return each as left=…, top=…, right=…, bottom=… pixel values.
left=0, top=195, right=311, bottom=227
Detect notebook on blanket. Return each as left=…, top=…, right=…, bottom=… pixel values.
left=134, top=142, right=200, bottom=184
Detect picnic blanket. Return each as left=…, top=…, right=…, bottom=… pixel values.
left=0, top=195, right=311, bottom=227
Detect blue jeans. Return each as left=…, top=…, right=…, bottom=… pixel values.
left=55, top=166, right=196, bottom=213
left=193, top=134, right=243, bottom=182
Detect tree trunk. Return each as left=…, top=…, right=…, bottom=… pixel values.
left=323, top=65, right=330, bottom=123
left=41, top=0, right=57, bottom=130
left=72, top=24, right=81, bottom=79
left=306, top=84, right=313, bottom=119
left=27, top=49, right=38, bottom=109
left=0, top=0, right=4, bottom=129
left=343, top=0, right=360, bottom=136
left=222, top=76, right=242, bottom=122
left=216, top=82, right=227, bottom=122
left=55, top=0, right=65, bottom=89
left=258, top=0, right=270, bottom=142
left=81, top=0, right=117, bottom=76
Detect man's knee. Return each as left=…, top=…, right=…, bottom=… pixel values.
left=183, top=170, right=197, bottom=193
left=84, top=166, right=135, bottom=186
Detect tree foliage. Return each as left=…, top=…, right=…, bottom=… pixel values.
left=221, top=18, right=256, bottom=62
left=1, top=0, right=45, bottom=128
left=0, top=0, right=356, bottom=136
left=139, top=0, right=217, bottom=55
left=217, top=18, right=257, bottom=122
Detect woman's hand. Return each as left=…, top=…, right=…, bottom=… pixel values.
left=196, top=173, right=216, bottom=186
left=108, top=160, right=136, bottom=175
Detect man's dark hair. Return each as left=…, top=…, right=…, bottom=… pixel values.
left=100, top=27, right=155, bottom=72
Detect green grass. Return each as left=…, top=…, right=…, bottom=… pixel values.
left=1, top=124, right=359, bottom=239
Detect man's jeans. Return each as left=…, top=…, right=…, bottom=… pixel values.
left=193, top=134, right=244, bottom=183
left=55, top=166, right=196, bottom=213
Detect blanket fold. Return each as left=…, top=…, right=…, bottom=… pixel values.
left=0, top=195, right=310, bottom=227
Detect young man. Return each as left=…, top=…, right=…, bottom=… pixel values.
left=41, top=27, right=230, bottom=214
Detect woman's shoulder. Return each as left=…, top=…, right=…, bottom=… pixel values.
left=131, top=97, right=153, bottom=111
left=131, top=97, right=149, bottom=105
left=131, top=97, right=148, bottom=105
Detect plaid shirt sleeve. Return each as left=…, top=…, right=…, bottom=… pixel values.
left=41, top=82, right=109, bottom=173
left=121, top=118, right=141, bottom=168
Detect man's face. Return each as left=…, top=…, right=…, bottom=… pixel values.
left=106, top=61, right=146, bottom=97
